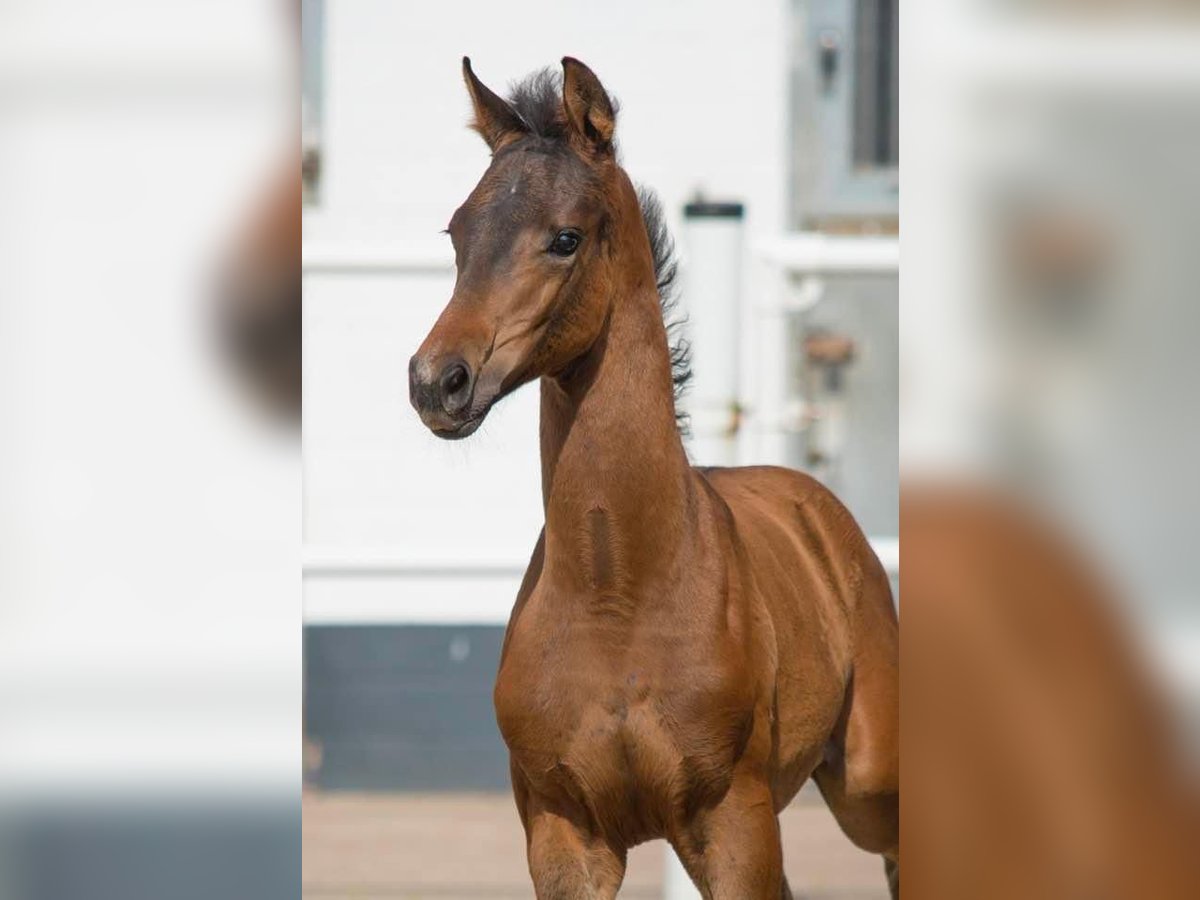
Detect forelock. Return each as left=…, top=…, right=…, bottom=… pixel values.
left=505, top=67, right=621, bottom=148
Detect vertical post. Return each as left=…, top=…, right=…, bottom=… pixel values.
left=756, top=271, right=825, bottom=468
left=680, top=199, right=745, bottom=468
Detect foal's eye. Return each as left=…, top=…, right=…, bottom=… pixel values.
left=549, top=230, right=581, bottom=257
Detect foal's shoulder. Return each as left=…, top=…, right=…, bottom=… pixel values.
left=696, top=463, right=835, bottom=508
left=696, top=464, right=870, bottom=553
left=696, top=465, right=884, bottom=615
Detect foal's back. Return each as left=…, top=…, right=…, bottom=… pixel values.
left=699, top=465, right=900, bottom=816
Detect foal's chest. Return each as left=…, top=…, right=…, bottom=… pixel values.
left=494, top=611, right=754, bottom=835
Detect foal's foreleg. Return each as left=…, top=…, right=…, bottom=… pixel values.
left=512, top=772, right=625, bottom=900
left=671, top=775, right=785, bottom=900
left=523, top=807, right=625, bottom=900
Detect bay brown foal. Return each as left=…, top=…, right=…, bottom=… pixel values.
left=410, top=57, right=899, bottom=899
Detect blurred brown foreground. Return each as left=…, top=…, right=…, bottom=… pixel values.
left=903, top=486, right=1200, bottom=900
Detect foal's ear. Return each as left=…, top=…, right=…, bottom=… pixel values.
left=462, top=57, right=527, bottom=152
left=561, top=57, right=615, bottom=155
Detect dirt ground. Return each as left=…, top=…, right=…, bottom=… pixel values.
left=302, top=785, right=888, bottom=899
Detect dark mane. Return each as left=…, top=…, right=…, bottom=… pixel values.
left=636, top=187, right=693, bottom=432
left=506, top=69, right=693, bottom=431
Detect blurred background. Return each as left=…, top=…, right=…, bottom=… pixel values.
left=903, top=0, right=1200, bottom=724
left=0, top=1, right=299, bottom=898
left=301, top=0, right=896, bottom=897
left=902, top=3, right=1200, bottom=896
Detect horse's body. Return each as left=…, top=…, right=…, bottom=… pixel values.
left=410, top=58, right=898, bottom=898
left=217, top=0, right=302, bottom=421
left=218, top=152, right=302, bottom=419
left=497, top=466, right=898, bottom=895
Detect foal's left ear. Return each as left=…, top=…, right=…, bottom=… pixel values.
left=561, top=57, right=616, bottom=155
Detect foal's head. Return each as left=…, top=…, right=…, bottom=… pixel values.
left=409, top=57, right=658, bottom=439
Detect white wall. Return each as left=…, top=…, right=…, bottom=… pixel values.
left=311, top=0, right=789, bottom=240
left=304, top=1, right=792, bottom=623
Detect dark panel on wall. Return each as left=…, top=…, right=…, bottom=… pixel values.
left=853, top=0, right=899, bottom=168
left=5, top=804, right=299, bottom=900
left=304, top=624, right=510, bottom=790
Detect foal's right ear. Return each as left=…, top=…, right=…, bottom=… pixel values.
left=462, top=57, right=527, bottom=153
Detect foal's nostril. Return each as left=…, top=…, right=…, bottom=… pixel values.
left=442, top=364, right=469, bottom=396
left=438, top=361, right=472, bottom=414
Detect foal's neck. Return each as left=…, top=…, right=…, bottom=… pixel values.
left=538, top=233, right=693, bottom=599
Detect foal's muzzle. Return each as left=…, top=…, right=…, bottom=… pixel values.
left=408, top=353, right=481, bottom=438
